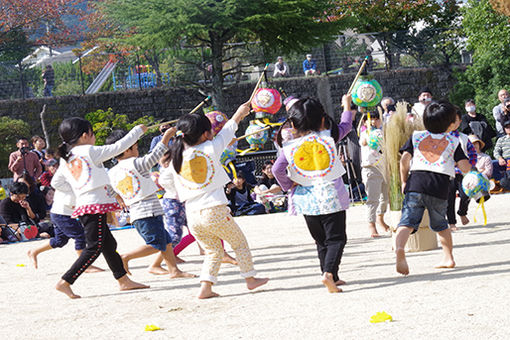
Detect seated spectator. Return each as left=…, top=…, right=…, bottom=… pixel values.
left=254, top=161, right=284, bottom=209
left=39, top=158, right=58, bottom=187
left=460, top=99, right=496, bottom=151
left=226, top=172, right=266, bottom=216
left=469, top=135, right=493, bottom=179
left=496, top=98, right=510, bottom=137
left=493, top=119, right=510, bottom=187
left=40, top=186, right=55, bottom=212
left=303, top=54, right=319, bottom=76
left=0, top=182, right=41, bottom=239
left=8, top=137, right=42, bottom=181
left=273, top=56, right=290, bottom=78
left=492, top=89, right=509, bottom=136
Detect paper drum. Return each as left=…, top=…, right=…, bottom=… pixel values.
left=352, top=78, right=383, bottom=108
left=205, top=111, right=228, bottom=137
left=462, top=170, right=490, bottom=201
left=245, top=124, right=269, bottom=149
left=251, top=88, right=282, bottom=115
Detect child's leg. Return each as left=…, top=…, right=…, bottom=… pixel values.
left=27, top=240, right=53, bottom=269
left=446, top=178, right=458, bottom=230
left=394, top=227, right=413, bottom=275
left=455, top=176, right=470, bottom=225
left=362, top=167, right=380, bottom=237
left=122, top=244, right=159, bottom=275
left=435, top=228, right=455, bottom=268
left=158, top=244, right=196, bottom=278
left=376, top=175, right=390, bottom=232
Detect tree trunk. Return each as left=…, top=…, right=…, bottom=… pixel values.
left=209, top=32, right=225, bottom=111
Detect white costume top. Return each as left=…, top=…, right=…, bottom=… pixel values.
left=50, top=166, right=76, bottom=216
left=282, top=130, right=346, bottom=186
left=410, top=130, right=460, bottom=177
left=109, top=157, right=159, bottom=206
left=171, top=120, right=238, bottom=212
left=159, top=165, right=179, bottom=200
left=60, top=126, right=143, bottom=207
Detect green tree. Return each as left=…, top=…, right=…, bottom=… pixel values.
left=450, top=0, right=510, bottom=126
left=0, top=117, right=31, bottom=178
left=95, top=0, right=346, bottom=109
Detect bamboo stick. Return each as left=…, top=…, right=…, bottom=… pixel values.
left=235, top=125, right=271, bottom=141
left=347, top=56, right=369, bottom=95
left=249, top=63, right=270, bottom=102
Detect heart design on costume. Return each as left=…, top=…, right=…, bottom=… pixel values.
left=294, top=140, right=330, bottom=171
left=68, top=158, right=83, bottom=180
left=180, top=155, right=208, bottom=184
left=117, top=174, right=134, bottom=196
left=418, top=135, right=448, bottom=163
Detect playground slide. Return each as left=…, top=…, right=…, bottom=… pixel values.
left=85, top=60, right=117, bottom=94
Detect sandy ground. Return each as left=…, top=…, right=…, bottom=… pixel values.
left=2, top=193, right=510, bottom=339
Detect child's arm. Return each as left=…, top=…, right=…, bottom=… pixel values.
left=90, top=125, right=147, bottom=164
left=456, top=159, right=472, bottom=174
left=272, top=153, right=294, bottom=191
left=359, top=131, right=368, bottom=146
left=231, top=101, right=251, bottom=125
left=50, top=164, right=73, bottom=193
left=134, top=127, right=175, bottom=173
left=337, top=94, right=353, bottom=140
left=400, top=151, right=412, bottom=193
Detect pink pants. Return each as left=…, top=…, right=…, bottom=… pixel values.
left=173, top=231, right=224, bottom=255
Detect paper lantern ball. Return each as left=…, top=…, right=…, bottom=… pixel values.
left=205, top=111, right=228, bottom=137
left=251, top=88, right=282, bottom=115
left=150, top=171, right=164, bottom=191
left=368, top=130, right=382, bottom=152
left=462, top=171, right=490, bottom=199
left=352, top=78, right=383, bottom=107
left=245, top=124, right=269, bottom=148
left=220, top=142, right=237, bottom=165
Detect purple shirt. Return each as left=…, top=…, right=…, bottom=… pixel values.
left=272, top=110, right=353, bottom=215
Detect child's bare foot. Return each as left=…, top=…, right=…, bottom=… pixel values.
left=335, top=279, right=346, bottom=286
left=321, top=272, right=341, bottom=293
left=222, top=253, right=238, bottom=265
left=246, top=277, right=269, bottom=290
left=449, top=224, right=458, bottom=231
left=85, top=265, right=104, bottom=273
left=118, top=275, right=150, bottom=291
left=395, top=248, right=409, bottom=275
left=56, top=280, right=81, bottom=299
left=376, top=215, right=390, bottom=232
left=434, top=260, right=456, bottom=269
left=198, top=281, right=219, bottom=299
left=27, top=249, right=38, bottom=269
left=148, top=266, right=169, bottom=275
left=168, top=269, right=196, bottom=279
left=175, top=256, right=185, bottom=264
left=121, top=255, right=132, bottom=275
left=460, top=215, right=469, bottom=225
left=369, top=223, right=380, bottom=237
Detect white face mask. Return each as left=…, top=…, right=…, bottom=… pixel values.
left=423, top=97, right=432, bottom=102
left=466, top=106, right=476, bottom=113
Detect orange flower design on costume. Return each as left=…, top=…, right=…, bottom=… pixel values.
left=418, top=135, right=448, bottom=163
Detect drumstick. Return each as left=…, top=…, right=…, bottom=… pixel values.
left=249, top=63, right=270, bottom=102
left=147, top=96, right=211, bottom=129
left=347, top=56, right=369, bottom=95
left=235, top=125, right=271, bottom=141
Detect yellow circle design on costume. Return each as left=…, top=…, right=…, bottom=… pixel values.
left=179, top=150, right=215, bottom=189
left=293, top=140, right=330, bottom=171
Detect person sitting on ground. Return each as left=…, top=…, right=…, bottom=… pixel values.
left=459, top=99, right=496, bottom=151
left=469, top=135, right=493, bottom=179
left=39, top=158, right=58, bottom=187
left=273, top=56, right=290, bottom=78
left=254, top=161, right=284, bottom=210
left=492, top=89, right=509, bottom=136
left=493, top=119, right=510, bottom=188
left=303, top=54, right=319, bottom=76
left=226, top=172, right=266, bottom=216
left=8, top=137, right=43, bottom=181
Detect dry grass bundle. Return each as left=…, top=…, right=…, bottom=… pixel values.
left=491, top=0, right=510, bottom=16
left=383, top=102, right=424, bottom=211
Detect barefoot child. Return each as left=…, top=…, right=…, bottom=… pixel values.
left=396, top=101, right=472, bottom=275
left=106, top=127, right=195, bottom=278
left=272, top=95, right=353, bottom=293
left=54, top=117, right=149, bottom=298
left=27, top=166, right=102, bottom=272
left=359, top=112, right=390, bottom=237
left=168, top=102, right=268, bottom=299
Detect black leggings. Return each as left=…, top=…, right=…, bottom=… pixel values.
left=303, top=211, right=347, bottom=282
left=62, top=213, right=126, bottom=284
left=446, top=174, right=470, bottom=225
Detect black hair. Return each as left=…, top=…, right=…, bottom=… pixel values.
left=17, top=137, right=28, bottom=143
left=465, top=99, right=475, bottom=105
left=57, top=117, right=93, bottom=161
left=453, top=105, right=462, bottom=119
left=361, top=111, right=380, bottom=123
left=171, top=113, right=212, bottom=173
left=419, top=87, right=432, bottom=96
left=9, top=182, right=29, bottom=195
left=17, top=173, right=36, bottom=192
left=423, top=100, right=457, bottom=134
left=276, top=98, right=339, bottom=147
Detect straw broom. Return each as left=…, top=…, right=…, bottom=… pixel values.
left=490, top=0, right=510, bottom=16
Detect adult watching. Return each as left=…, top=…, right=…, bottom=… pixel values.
left=492, top=89, right=509, bottom=136
left=459, top=99, right=496, bottom=151
left=411, top=88, right=433, bottom=118
left=8, top=137, right=43, bottom=181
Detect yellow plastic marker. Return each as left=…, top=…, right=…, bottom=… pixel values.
left=144, top=324, right=161, bottom=332
left=16, top=264, right=26, bottom=267
left=370, top=311, right=393, bottom=323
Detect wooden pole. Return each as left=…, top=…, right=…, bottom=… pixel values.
left=235, top=125, right=271, bottom=141
left=347, top=56, right=369, bottom=95
left=147, top=96, right=211, bottom=130
left=249, top=63, right=269, bottom=102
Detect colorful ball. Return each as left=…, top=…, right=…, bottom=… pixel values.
left=251, top=88, right=282, bottom=115
left=351, top=78, right=383, bottom=108
left=462, top=171, right=490, bottom=199
left=368, top=129, right=382, bottom=152
left=245, top=124, right=269, bottom=148
left=220, top=143, right=237, bottom=165
left=205, top=111, right=228, bottom=137
left=150, top=171, right=164, bottom=191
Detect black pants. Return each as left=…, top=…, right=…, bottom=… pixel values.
left=446, top=174, right=470, bottom=225
left=62, top=213, right=126, bottom=284
left=303, top=211, right=347, bottom=282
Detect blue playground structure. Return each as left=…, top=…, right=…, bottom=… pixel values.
left=112, top=65, right=171, bottom=90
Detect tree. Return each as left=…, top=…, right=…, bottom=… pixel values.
left=450, top=0, right=510, bottom=126
left=93, top=0, right=347, bottom=110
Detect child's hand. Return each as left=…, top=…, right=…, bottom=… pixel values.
left=499, top=157, right=506, bottom=166
left=232, top=101, right=252, bottom=124
left=137, top=124, right=148, bottom=134
left=115, top=194, right=129, bottom=213
left=161, top=127, right=176, bottom=146
left=401, top=182, right=406, bottom=194
left=342, top=94, right=352, bottom=111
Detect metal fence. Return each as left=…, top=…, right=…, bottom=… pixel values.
left=0, top=28, right=471, bottom=101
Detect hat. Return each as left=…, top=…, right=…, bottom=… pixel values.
left=468, top=134, right=485, bottom=150
left=46, top=159, right=58, bottom=167
left=277, top=56, right=283, bottom=60
left=306, top=54, right=312, bottom=58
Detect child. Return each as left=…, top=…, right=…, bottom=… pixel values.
left=273, top=95, right=353, bottom=293
left=253, top=161, right=284, bottom=209
left=447, top=110, right=477, bottom=231
left=27, top=166, right=103, bottom=273
left=167, top=102, right=268, bottom=299
left=54, top=117, right=149, bottom=298
left=226, top=171, right=266, bottom=216
left=39, top=158, right=58, bottom=187
left=105, top=128, right=194, bottom=278
left=469, top=135, right=493, bottom=179
left=395, top=100, right=472, bottom=275
left=359, top=111, right=390, bottom=237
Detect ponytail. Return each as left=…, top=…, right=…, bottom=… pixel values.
left=171, top=135, right=185, bottom=173
left=275, top=118, right=290, bottom=147
left=57, top=142, right=71, bottom=161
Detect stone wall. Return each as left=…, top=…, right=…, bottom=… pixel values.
left=0, top=67, right=458, bottom=145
